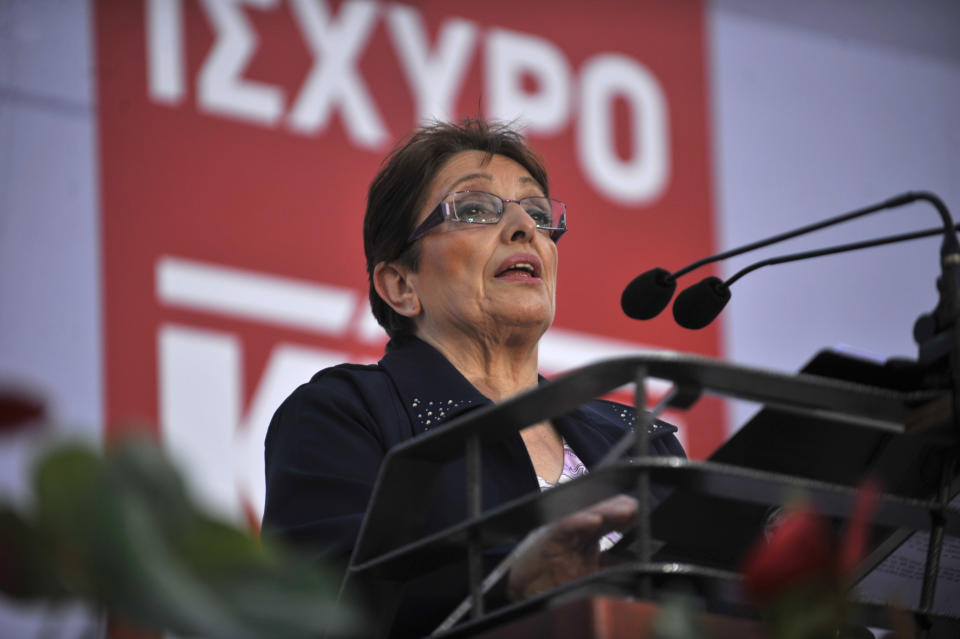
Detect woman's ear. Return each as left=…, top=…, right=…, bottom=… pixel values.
left=373, top=261, right=421, bottom=318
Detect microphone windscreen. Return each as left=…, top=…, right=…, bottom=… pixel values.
left=673, top=276, right=731, bottom=329
left=621, top=268, right=676, bottom=320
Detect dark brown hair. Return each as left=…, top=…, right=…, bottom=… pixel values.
left=364, top=118, right=550, bottom=346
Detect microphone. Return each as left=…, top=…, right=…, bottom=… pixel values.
left=621, top=192, right=921, bottom=321
left=621, top=268, right=675, bottom=320
left=672, top=276, right=729, bottom=330
left=672, top=223, right=959, bottom=329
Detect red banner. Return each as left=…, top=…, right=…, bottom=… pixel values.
left=96, top=0, right=723, bottom=529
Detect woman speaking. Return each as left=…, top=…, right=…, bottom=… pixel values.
left=262, top=118, right=683, bottom=636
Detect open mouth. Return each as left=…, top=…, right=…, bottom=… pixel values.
left=495, top=255, right=543, bottom=279
left=497, top=262, right=538, bottom=277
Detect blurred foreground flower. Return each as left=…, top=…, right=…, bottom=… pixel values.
left=740, top=480, right=880, bottom=639
left=0, top=436, right=364, bottom=639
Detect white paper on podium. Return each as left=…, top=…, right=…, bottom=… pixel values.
left=855, top=495, right=960, bottom=615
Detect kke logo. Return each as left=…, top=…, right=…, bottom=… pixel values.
left=155, top=256, right=380, bottom=523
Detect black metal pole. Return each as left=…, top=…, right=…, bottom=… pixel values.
left=634, top=367, right=652, bottom=600
left=465, top=434, right=484, bottom=618
left=919, top=194, right=960, bottom=638
left=917, top=455, right=955, bottom=639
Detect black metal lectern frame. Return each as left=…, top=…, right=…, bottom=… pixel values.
left=344, top=350, right=959, bottom=637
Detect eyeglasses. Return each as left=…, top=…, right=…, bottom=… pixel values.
left=403, top=190, right=567, bottom=250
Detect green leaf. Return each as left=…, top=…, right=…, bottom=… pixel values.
left=15, top=439, right=363, bottom=638
left=0, top=506, right=66, bottom=600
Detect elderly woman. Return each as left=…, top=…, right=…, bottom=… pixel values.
left=262, top=119, right=683, bottom=636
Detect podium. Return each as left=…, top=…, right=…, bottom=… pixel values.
left=463, top=597, right=765, bottom=639
left=344, top=349, right=960, bottom=637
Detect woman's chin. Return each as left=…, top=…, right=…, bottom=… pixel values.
left=495, top=306, right=554, bottom=334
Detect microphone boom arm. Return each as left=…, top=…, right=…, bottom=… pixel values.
left=723, top=224, right=958, bottom=288
left=672, top=192, right=922, bottom=281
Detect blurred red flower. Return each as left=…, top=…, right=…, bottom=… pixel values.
left=0, top=389, right=45, bottom=433
left=742, top=479, right=881, bottom=603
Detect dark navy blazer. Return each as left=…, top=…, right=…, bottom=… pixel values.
left=262, top=337, right=684, bottom=636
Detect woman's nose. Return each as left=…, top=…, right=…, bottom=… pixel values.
left=500, top=201, right=538, bottom=242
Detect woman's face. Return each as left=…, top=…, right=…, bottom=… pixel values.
left=407, top=150, right=559, bottom=345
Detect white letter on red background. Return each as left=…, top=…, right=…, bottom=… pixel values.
left=386, top=5, right=477, bottom=124
left=197, top=0, right=285, bottom=125
left=577, top=54, right=670, bottom=205
left=485, top=28, right=571, bottom=135
left=159, top=324, right=348, bottom=521
left=288, top=0, right=386, bottom=148
left=155, top=257, right=362, bottom=519
left=146, top=0, right=185, bottom=104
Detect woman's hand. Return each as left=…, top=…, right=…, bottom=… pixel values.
left=506, top=494, right=637, bottom=601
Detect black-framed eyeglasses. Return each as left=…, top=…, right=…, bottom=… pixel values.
left=403, top=190, right=567, bottom=250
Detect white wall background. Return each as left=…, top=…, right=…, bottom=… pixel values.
left=1, top=0, right=958, bottom=635
left=711, top=1, right=960, bottom=427
left=1, top=1, right=101, bottom=634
